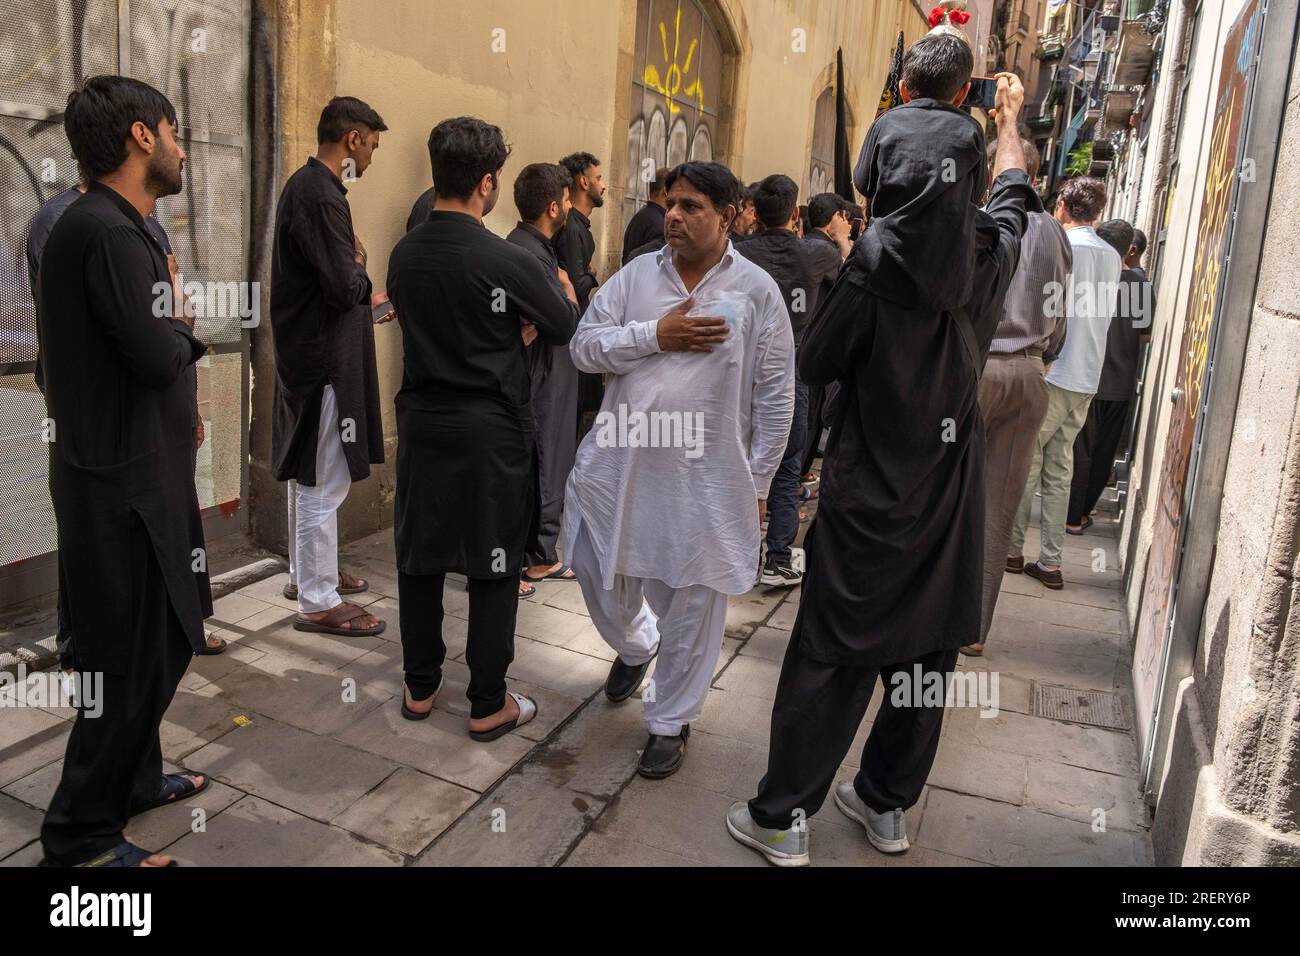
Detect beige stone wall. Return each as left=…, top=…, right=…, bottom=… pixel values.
left=252, top=0, right=927, bottom=546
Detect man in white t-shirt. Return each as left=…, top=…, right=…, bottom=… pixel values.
left=1008, top=176, right=1121, bottom=589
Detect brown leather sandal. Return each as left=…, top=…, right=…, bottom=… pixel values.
left=292, top=601, right=386, bottom=637
left=283, top=572, right=370, bottom=601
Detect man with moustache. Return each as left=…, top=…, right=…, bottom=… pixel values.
left=37, top=75, right=211, bottom=868
left=507, top=163, right=582, bottom=588
left=272, top=96, right=391, bottom=637
left=565, top=161, right=795, bottom=779
left=554, top=151, right=606, bottom=435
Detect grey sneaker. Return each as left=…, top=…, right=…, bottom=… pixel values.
left=726, top=801, right=810, bottom=867
left=833, top=782, right=909, bottom=853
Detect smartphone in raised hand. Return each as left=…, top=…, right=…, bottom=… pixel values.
left=962, top=76, right=999, bottom=111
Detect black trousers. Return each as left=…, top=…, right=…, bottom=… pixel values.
left=399, top=572, right=518, bottom=719
left=749, top=639, right=959, bottom=830
left=1067, top=398, right=1131, bottom=526
left=40, top=516, right=194, bottom=865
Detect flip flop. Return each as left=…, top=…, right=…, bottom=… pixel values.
left=196, top=631, right=227, bottom=656
left=469, top=692, right=537, bottom=742
left=56, top=841, right=177, bottom=867
left=1065, top=516, right=1093, bottom=535
left=958, top=645, right=984, bottom=657
left=518, top=582, right=537, bottom=598
left=292, top=601, right=386, bottom=637
left=130, top=770, right=210, bottom=816
left=283, top=573, right=370, bottom=601
left=401, top=676, right=443, bottom=721
left=522, top=564, right=577, bottom=583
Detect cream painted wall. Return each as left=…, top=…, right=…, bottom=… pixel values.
left=295, top=0, right=926, bottom=447
left=328, top=0, right=627, bottom=439
left=731, top=0, right=925, bottom=196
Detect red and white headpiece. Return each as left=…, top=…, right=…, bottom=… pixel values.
left=927, top=1, right=973, bottom=45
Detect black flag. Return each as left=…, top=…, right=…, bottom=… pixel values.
left=876, top=31, right=906, bottom=118
left=833, top=47, right=854, bottom=202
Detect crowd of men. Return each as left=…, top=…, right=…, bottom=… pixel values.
left=26, top=22, right=1152, bottom=868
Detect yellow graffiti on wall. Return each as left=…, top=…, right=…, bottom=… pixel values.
left=1182, top=87, right=1238, bottom=421
left=643, top=3, right=705, bottom=115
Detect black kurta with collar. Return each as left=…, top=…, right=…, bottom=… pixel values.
left=36, top=181, right=211, bottom=672
left=507, top=222, right=582, bottom=564
left=270, top=157, right=382, bottom=485
left=388, top=211, right=577, bottom=577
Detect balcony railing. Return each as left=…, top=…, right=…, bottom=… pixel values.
left=1036, top=32, right=1066, bottom=59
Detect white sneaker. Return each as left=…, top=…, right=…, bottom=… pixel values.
left=726, top=801, right=810, bottom=867
left=833, top=782, right=909, bottom=853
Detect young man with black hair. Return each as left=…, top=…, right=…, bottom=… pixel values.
left=797, top=192, right=855, bottom=484
left=272, top=95, right=390, bottom=637
left=728, top=34, right=1037, bottom=866
left=622, top=165, right=670, bottom=264
left=566, top=160, right=794, bottom=779
left=388, top=118, right=577, bottom=741
left=1008, top=177, right=1121, bottom=589
left=507, top=163, right=582, bottom=589
left=36, top=75, right=211, bottom=868
left=1066, top=221, right=1151, bottom=534
left=554, top=151, right=606, bottom=434
left=735, top=174, right=818, bottom=586
left=962, top=134, right=1072, bottom=656
left=730, top=181, right=759, bottom=240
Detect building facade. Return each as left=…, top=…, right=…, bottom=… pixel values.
left=1095, top=0, right=1300, bottom=863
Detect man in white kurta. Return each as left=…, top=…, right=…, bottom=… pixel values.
left=563, top=161, right=794, bottom=779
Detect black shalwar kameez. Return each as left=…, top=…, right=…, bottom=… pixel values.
left=553, top=208, right=603, bottom=433
left=270, top=157, right=382, bottom=485
left=388, top=211, right=576, bottom=718
left=507, top=222, right=581, bottom=567
left=35, top=182, right=210, bottom=864
left=749, top=100, right=1037, bottom=829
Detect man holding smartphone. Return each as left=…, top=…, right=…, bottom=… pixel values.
left=728, top=35, right=1036, bottom=866
left=271, top=96, right=390, bottom=637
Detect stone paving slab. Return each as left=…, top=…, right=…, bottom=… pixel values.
left=332, top=767, right=479, bottom=856
left=0, top=792, right=43, bottom=859
left=0, top=707, right=68, bottom=790
left=164, top=795, right=403, bottom=866
left=0, top=506, right=1154, bottom=867
left=917, top=789, right=1151, bottom=866
left=185, top=717, right=398, bottom=822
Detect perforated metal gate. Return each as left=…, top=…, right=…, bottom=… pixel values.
left=0, top=0, right=249, bottom=574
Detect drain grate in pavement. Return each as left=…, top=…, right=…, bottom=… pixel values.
left=1032, top=683, right=1131, bottom=731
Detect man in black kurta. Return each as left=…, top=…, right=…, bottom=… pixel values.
left=620, top=166, right=668, bottom=264
left=271, top=97, right=388, bottom=636
left=735, top=175, right=819, bottom=587
left=553, top=152, right=605, bottom=436
left=506, top=163, right=582, bottom=584
left=728, top=42, right=1035, bottom=867
left=388, top=118, right=576, bottom=739
left=37, top=76, right=211, bottom=868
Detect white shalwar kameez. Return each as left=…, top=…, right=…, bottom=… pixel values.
left=563, top=242, right=795, bottom=735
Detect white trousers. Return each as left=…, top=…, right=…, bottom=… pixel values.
left=287, top=385, right=352, bottom=614
left=569, top=519, right=729, bottom=736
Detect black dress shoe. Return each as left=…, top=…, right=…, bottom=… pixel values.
left=638, top=726, right=689, bottom=779
left=605, top=654, right=653, bottom=702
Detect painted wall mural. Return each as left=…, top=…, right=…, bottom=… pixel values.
left=625, top=0, right=724, bottom=237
